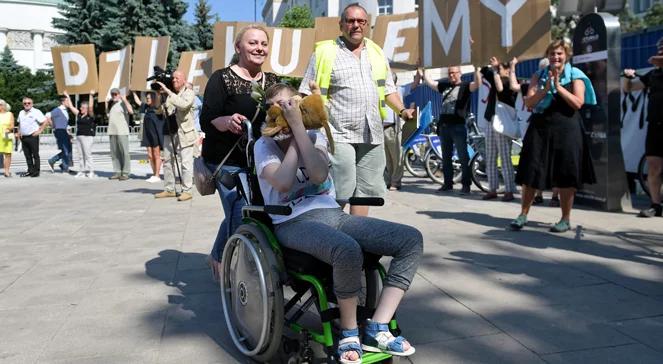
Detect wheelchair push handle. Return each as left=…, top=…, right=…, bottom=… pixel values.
left=337, top=197, right=385, bottom=206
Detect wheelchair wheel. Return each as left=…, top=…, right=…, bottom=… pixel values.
left=220, top=223, right=284, bottom=362
left=364, top=268, right=383, bottom=309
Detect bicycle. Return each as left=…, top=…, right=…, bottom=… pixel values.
left=423, top=129, right=477, bottom=186
left=470, top=138, right=522, bottom=193
left=403, top=134, right=428, bottom=178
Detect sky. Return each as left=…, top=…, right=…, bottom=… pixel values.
left=185, top=0, right=266, bottom=23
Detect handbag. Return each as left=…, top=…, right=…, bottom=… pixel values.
left=491, top=101, right=519, bottom=139
left=194, top=138, right=241, bottom=196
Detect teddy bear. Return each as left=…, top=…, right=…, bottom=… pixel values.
left=261, top=82, right=335, bottom=154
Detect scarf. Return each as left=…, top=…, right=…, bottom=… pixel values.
left=535, top=63, right=597, bottom=113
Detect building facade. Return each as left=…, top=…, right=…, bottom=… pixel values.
left=0, top=0, right=63, bottom=72
left=262, top=0, right=417, bottom=26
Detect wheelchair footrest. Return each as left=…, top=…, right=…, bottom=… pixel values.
left=319, top=306, right=376, bottom=323
left=362, top=352, right=392, bottom=363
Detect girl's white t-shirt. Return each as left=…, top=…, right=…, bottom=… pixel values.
left=254, top=131, right=339, bottom=224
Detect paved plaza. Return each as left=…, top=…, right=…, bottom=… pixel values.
left=1, top=142, right=663, bottom=363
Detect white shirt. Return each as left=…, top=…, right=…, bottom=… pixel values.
left=18, top=108, right=46, bottom=135
left=254, top=131, right=339, bottom=224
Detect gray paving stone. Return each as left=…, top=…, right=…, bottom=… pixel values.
left=613, top=316, right=663, bottom=353
left=541, top=343, right=663, bottom=363
left=410, top=333, right=545, bottom=363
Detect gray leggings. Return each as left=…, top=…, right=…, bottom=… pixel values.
left=274, top=208, right=423, bottom=299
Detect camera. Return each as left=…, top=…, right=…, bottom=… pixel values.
left=146, top=66, right=174, bottom=91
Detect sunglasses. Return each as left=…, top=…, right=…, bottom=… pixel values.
left=23, top=102, right=32, bottom=105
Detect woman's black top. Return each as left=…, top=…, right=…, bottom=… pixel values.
left=76, top=115, right=96, bottom=136
left=200, top=67, right=279, bottom=166
left=497, top=76, right=518, bottom=107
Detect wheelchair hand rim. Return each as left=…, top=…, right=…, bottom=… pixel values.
left=220, top=233, right=271, bottom=357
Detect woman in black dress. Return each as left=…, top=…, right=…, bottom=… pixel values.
left=510, top=40, right=597, bottom=233
left=134, top=91, right=164, bottom=183
left=200, top=25, right=280, bottom=279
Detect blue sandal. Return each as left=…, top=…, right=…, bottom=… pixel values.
left=337, top=328, right=362, bottom=364
left=362, top=321, right=415, bottom=357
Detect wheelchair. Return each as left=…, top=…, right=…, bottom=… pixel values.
left=219, top=121, right=400, bottom=363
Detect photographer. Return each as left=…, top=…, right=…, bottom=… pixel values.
left=154, top=70, right=197, bottom=202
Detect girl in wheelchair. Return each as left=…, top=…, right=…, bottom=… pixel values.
left=254, top=84, right=423, bottom=363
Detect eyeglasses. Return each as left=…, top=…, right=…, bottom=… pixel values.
left=23, top=102, right=32, bottom=105
left=344, top=18, right=368, bottom=26
left=111, top=93, right=119, bottom=96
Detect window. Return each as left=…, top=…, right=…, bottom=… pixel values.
left=414, top=0, right=419, bottom=11
left=378, top=0, right=393, bottom=15
left=632, top=0, right=653, bottom=14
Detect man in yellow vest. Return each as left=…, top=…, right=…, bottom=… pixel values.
left=299, top=3, right=415, bottom=217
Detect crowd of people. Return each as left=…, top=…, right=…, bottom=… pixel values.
left=0, top=3, right=661, bottom=361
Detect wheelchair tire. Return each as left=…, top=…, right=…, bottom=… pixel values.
left=364, top=268, right=383, bottom=310
left=220, top=223, right=284, bottom=362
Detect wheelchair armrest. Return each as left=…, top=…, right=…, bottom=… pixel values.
left=243, top=205, right=292, bottom=216
left=337, top=197, right=385, bottom=206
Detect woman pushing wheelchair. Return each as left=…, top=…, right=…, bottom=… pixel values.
left=254, top=83, right=423, bottom=363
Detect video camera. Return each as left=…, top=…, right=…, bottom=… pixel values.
left=146, top=66, right=173, bottom=91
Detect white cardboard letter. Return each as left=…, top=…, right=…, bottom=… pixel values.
left=270, top=29, right=301, bottom=75
left=383, top=18, right=418, bottom=63
left=423, top=0, right=471, bottom=66
left=61, top=52, right=88, bottom=86
left=188, top=52, right=209, bottom=82
left=480, top=0, right=527, bottom=47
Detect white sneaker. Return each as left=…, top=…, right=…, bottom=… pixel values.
left=146, top=175, right=161, bottom=183
left=74, top=172, right=86, bottom=178
left=87, top=173, right=98, bottom=179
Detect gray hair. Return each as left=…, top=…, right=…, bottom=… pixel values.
left=340, top=2, right=368, bottom=23
left=0, top=99, right=9, bottom=112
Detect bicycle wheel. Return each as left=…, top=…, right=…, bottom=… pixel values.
left=404, top=144, right=428, bottom=178
left=470, top=152, right=490, bottom=192
left=638, top=154, right=651, bottom=197
left=424, top=149, right=445, bottom=185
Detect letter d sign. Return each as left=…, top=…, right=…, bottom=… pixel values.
left=51, top=44, right=98, bottom=95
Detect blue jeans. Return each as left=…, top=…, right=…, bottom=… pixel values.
left=49, top=129, right=72, bottom=171
left=438, top=123, right=471, bottom=187
left=207, top=163, right=245, bottom=262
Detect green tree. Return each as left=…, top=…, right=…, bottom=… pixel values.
left=644, top=2, right=663, bottom=27
left=277, top=5, right=315, bottom=88
left=619, top=3, right=645, bottom=33
left=53, top=0, right=197, bottom=65
left=193, top=0, right=214, bottom=50
left=279, top=5, right=315, bottom=28
left=0, top=46, right=24, bottom=74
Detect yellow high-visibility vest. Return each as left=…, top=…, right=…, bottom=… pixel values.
left=314, top=38, right=388, bottom=120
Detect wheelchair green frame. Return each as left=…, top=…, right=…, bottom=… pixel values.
left=243, top=216, right=397, bottom=363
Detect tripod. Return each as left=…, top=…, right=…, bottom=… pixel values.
left=160, top=93, right=183, bottom=197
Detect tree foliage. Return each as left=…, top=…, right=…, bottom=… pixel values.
left=643, top=2, right=663, bottom=28
left=194, top=0, right=214, bottom=50
left=277, top=5, right=315, bottom=89
left=619, top=3, right=645, bottom=33
left=53, top=0, right=197, bottom=65
left=0, top=49, right=57, bottom=118
left=279, top=5, right=315, bottom=28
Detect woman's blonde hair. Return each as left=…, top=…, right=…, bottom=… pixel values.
left=0, top=99, right=10, bottom=112
left=545, top=39, right=573, bottom=61
left=230, top=24, right=270, bottom=66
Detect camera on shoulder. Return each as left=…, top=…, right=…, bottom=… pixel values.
left=146, top=66, right=174, bottom=91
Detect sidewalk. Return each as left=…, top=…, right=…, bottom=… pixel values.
left=0, top=157, right=662, bottom=363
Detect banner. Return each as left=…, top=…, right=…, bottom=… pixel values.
left=372, top=12, right=418, bottom=69
left=314, top=17, right=342, bottom=43
left=130, top=36, right=170, bottom=91
left=51, top=44, right=98, bottom=95
left=263, top=27, right=316, bottom=77
left=419, top=0, right=550, bottom=67
left=98, top=45, right=132, bottom=100
left=177, top=51, right=213, bottom=95
left=620, top=72, right=650, bottom=173
left=212, top=22, right=261, bottom=71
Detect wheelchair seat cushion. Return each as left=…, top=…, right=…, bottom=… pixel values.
left=282, top=247, right=382, bottom=276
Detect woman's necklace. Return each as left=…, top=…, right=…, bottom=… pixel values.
left=233, top=64, right=262, bottom=81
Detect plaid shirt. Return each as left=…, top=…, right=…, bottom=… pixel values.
left=300, top=37, right=397, bottom=145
